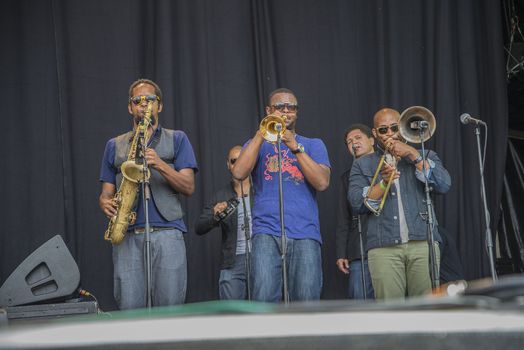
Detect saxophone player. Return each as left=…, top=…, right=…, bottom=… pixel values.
left=99, top=79, right=198, bottom=310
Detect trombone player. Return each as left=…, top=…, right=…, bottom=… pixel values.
left=348, top=107, right=451, bottom=300
left=232, top=88, right=330, bottom=302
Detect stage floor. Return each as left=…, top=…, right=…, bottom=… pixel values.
left=1, top=297, right=524, bottom=350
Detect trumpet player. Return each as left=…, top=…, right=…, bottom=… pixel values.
left=99, top=79, right=198, bottom=309
left=232, top=88, right=331, bottom=302
left=348, top=108, right=451, bottom=300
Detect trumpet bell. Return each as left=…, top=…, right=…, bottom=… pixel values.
left=399, top=106, right=436, bottom=143
left=259, top=114, right=287, bottom=143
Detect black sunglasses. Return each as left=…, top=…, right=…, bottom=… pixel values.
left=229, top=158, right=237, bottom=164
left=376, top=124, right=399, bottom=135
left=272, top=103, right=298, bottom=112
left=130, top=94, right=160, bottom=105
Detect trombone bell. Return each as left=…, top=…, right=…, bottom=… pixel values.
left=399, top=106, right=436, bottom=144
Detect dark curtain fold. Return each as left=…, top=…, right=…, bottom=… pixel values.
left=499, top=139, right=524, bottom=273
left=1, top=0, right=508, bottom=310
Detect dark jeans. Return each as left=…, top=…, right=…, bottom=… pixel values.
left=219, top=254, right=247, bottom=300
left=251, top=234, right=322, bottom=302
left=348, top=259, right=375, bottom=299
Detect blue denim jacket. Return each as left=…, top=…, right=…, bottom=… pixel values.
left=348, top=149, right=451, bottom=251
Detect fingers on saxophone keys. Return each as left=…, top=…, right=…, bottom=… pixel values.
left=106, top=205, right=117, bottom=217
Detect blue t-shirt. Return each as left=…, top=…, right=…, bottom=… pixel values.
left=248, top=134, right=330, bottom=243
left=99, top=125, right=198, bottom=232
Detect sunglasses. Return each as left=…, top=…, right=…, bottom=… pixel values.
left=272, top=103, right=298, bottom=112
left=229, top=158, right=237, bottom=164
left=376, top=124, right=399, bottom=135
left=130, top=94, right=160, bottom=105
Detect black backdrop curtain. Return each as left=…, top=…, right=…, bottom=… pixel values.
left=1, top=0, right=508, bottom=310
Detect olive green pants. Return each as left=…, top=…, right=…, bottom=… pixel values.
left=368, top=240, right=440, bottom=300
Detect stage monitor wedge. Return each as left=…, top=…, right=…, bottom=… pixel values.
left=0, top=235, right=80, bottom=307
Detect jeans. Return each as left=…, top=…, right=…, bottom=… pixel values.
left=348, top=259, right=375, bottom=300
left=251, top=234, right=322, bottom=302
left=112, top=229, right=187, bottom=310
left=219, top=254, right=247, bottom=300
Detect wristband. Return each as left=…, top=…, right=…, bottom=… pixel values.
left=412, top=154, right=423, bottom=165
left=379, top=179, right=387, bottom=190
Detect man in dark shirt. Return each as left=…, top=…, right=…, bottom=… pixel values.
left=336, top=124, right=375, bottom=299
left=195, top=145, right=253, bottom=300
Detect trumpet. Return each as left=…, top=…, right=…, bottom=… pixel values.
left=364, top=106, right=436, bottom=216
left=259, top=114, right=287, bottom=143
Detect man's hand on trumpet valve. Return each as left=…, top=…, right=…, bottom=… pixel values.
left=281, top=129, right=299, bottom=150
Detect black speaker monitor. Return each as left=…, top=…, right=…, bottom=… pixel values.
left=0, top=235, right=80, bottom=307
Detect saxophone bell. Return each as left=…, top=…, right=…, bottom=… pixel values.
left=121, top=160, right=150, bottom=183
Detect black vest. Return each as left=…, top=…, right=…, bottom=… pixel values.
left=113, top=127, right=183, bottom=222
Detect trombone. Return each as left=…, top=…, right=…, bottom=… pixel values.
left=364, top=106, right=436, bottom=216
left=363, top=143, right=397, bottom=216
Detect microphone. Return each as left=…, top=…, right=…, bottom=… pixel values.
left=460, top=113, right=486, bottom=126
left=352, top=144, right=358, bottom=157
left=410, top=120, right=429, bottom=130
left=274, top=123, right=283, bottom=132
left=215, top=197, right=240, bottom=221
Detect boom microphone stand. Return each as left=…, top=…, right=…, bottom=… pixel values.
left=473, top=123, right=497, bottom=281
left=275, top=125, right=289, bottom=304
left=460, top=114, right=497, bottom=281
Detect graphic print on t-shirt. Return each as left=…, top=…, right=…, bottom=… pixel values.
left=263, top=146, right=304, bottom=185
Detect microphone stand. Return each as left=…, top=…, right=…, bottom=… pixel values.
left=474, top=125, right=498, bottom=281
left=276, top=128, right=289, bottom=304
left=417, top=126, right=440, bottom=290
left=239, top=180, right=252, bottom=300
left=352, top=146, right=367, bottom=300
left=357, top=215, right=367, bottom=300
left=138, top=123, right=153, bottom=310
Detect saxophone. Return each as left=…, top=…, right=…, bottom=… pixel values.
left=104, top=102, right=153, bottom=244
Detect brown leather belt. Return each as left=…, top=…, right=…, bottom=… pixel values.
left=133, top=227, right=173, bottom=234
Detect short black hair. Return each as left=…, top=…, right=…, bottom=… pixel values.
left=344, top=123, right=372, bottom=141
left=128, top=78, right=163, bottom=102
left=267, top=88, right=296, bottom=106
